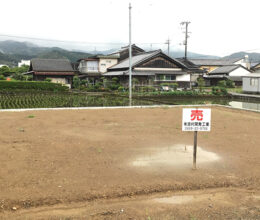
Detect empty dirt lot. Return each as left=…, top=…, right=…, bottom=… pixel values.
left=0, top=106, right=259, bottom=219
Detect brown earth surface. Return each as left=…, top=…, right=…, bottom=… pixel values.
left=0, top=106, right=259, bottom=219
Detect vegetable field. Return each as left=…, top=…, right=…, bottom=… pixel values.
left=0, top=92, right=155, bottom=109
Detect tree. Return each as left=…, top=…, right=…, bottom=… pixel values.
left=0, top=66, right=11, bottom=77
left=73, top=76, right=81, bottom=89
left=197, top=77, right=205, bottom=92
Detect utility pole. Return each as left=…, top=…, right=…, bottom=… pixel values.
left=181, top=21, right=191, bottom=89
left=180, top=21, right=191, bottom=59
left=129, top=3, right=132, bottom=106
left=165, top=38, right=170, bottom=56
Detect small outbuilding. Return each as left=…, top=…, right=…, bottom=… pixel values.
left=242, top=74, right=260, bottom=94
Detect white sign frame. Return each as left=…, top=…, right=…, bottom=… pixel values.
left=182, top=108, right=211, bottom=132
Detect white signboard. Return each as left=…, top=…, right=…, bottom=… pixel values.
left=182, top=108, right=211, bottom=132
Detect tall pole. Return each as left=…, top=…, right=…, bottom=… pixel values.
left=180, top=21, right=190, bottom=59
left=129, top=3, right=132, bottom=106
left=193, top=131, right=198, bottom=169
left=165, top=38, right=170, bottom=56
left=181, top=21, right=191, bottom=89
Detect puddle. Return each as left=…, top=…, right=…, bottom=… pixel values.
left=154, top=195, right=194, bottom=204
left=132, top=145, right=220, bottom=167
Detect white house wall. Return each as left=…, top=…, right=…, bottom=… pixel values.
left=99, top=58, right=118, bottom=73
left=243, top=77, right=260, bottom=93
left=176, top=74, right=190, bottom=82
left=18, top=60, right=31, bottom=67
left=229, top=67, right=250, bottom=76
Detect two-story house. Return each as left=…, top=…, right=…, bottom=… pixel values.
left=77, top=54, right=119, bottom=83
left=77, top=44, right=145, bottom=83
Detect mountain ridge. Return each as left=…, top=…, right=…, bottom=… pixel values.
left=0, top=40, right=259, bottom=66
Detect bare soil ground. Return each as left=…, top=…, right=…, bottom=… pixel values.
left=0, top=106, right=259, bottom=219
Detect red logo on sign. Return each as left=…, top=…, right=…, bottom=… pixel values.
left=191, top=110, right=203, bottom=121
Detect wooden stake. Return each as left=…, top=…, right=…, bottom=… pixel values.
left=193, top=131, right=198, bottom=169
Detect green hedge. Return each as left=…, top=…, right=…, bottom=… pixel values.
left=0, top=81, right=69, bottom=92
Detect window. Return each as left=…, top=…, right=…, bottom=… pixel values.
left=156, top=74, right=176, bottom=81
left=81, top=61, right=87, bottom=68
left=250, top=78, right=258, bottom=87
left=87, top=61, right=98, bottom=71
left=165, top=75, right=171, bottom=81
left=106, top=60, right=112, bottom=63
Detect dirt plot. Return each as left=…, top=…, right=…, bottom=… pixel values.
left=0, top=106, right=260, bottom=219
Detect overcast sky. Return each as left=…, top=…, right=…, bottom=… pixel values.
left=0, top=0, right=259, bottom=56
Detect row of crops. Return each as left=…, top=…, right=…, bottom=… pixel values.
left=0, top=92, right=155, bottom=109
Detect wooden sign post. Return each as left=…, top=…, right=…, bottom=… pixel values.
left=182, top=108, right=211, bottom=169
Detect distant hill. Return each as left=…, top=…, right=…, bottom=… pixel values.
left=92, top=47, right=220, bottom=59
left=1, top=40, right=259, bottom=67
left=0, top=40, right=92, bottom=66
left=170, top=51, right=220, bottom=59
left=224, top=51, right=260, bottom=62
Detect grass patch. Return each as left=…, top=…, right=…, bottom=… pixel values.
left=18, top=128, right=25, bottom=132
left=227, top=87, right=242, bottom=93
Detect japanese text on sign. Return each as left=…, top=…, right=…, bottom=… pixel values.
left=182, top=108, right=211, bottom=132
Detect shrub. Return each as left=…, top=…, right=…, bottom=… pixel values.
left=0, top=81, right=69, bottom=92
left=132, top=78, right=139, bottom=89
left=25, top=75, right=33, bottom=81
left=225, top=79, right=235, bottom=88
left=80, top=80, right=88, bottom=86
left=140, top=86, right=156, bottom=92
left=44, top=78, right=52, bottom=82
left=112, top=77, right=119, bottom=83
left=169, top=83, right=178, bottom=90
left=0, top=75, right=5, bottom=80
left=13, top=73, right=26, bottom=81
left=217, top=80, right=226, bottom=88
left=118, top=86, right=125, bottom=92
left=160, top=83, right=178, bottom=91
left=220, top=87, right=228, bottom=95
left=211, top=86, right=220, bottom=95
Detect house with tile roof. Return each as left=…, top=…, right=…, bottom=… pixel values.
left=203, top=65, right=251, bottom=86
left=28, top=58, right=75, bottom=88
left=103, top=50, right=203, bottom=88
left=250, top=62, right=260, bottom=73
left=108, top=44, right=145, bottom=62
left=189, top=57, right=246, bottom=73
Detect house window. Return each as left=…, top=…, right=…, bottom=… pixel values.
left=156, top=75, right=176, bottom=81
left=106, top=60, right=112, bottom=63
left=81, top=61, right=87, bottom=68
left=87, top=61, right=98, bottom=71
left=250, top=78, right=258, bottom=86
